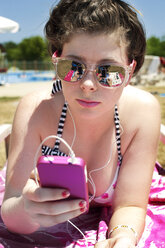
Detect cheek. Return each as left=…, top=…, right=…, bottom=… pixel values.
left=113, top=87, right=124, bottom=98
left=103, top=87, right=124, bottom=104
left=61, top=83, right=69, bottom=97
left=61, top=82, right=77, bottom=101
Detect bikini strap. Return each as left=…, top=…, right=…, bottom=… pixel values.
left=45, top=81, right=122, bottom=162
left=53, top=102, right=68, bottom=150
left=114, top=105, right=123, bottom=163
left=42, top=80, right=67, bottom=156
left=51, top=80, right=68, bottom=150
left=51, top=79, right=62, bottom=95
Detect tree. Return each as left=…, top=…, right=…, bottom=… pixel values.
left=146, top=36, right=160, bottom=56
left=159, top=41, right=165, bottom=57
left=3, top=42, right=20, bottom=61
left=146, top=35, right=165, bottom=57
left=3, top=41, right=17, bottom=50
left=3, top=36, right=49, bottom=61
left=18, top=36, right=48, bottom=61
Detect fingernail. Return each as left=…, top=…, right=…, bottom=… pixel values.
left=79, top=200, right=86, bottom=208
left=62, top=190, right=70, bottom=197
left=80, top=207, right=86, bottom=213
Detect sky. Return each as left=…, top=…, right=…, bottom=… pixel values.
left=0, top=0, right=165, bottom=44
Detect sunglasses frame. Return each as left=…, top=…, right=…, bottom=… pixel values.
left=52, top=55, right=136, bottom=88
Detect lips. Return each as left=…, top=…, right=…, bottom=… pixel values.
left=76, top=99, right=101, bottom=108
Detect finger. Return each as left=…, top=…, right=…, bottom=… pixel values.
left=26, top=199, right=87, bottom=216
left=34, top=207, right=87, bottom=227
left=23, top=178, right=70, bottom=202
left=30, top=169, right=40, bottom=182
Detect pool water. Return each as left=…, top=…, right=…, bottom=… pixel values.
left=0, top=71, right=54, bottom=84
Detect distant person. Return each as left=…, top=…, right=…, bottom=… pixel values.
left=159, top=57, right=165, bottom=73
left=160, top=64, right=165, bottom=74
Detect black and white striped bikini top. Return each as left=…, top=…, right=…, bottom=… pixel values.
left=42, top=80, right=122, bottom=162
left=42, top=80, right=122, bottom=204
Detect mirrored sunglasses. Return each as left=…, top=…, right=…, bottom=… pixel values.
left=52, top=57, right=135, bottom=88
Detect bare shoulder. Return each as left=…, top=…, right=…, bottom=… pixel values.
left=119, top=86, right=161, bottom=154
left=113, top=86, right=161, bottom=209
left=8, top=89, right=64, bottom=176
left=16, top=90, right=53, bottom=114
left=12, top=89, right=64, bottom=136
left=120, top=85, right=161, bottom=124
left=16, top=89, right=62, bottom=119
left=123, top=85, right=160, bottom=107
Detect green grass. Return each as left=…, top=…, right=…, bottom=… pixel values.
left=0, top=97, right=20, bottom=102
left=0, top=97, right=20, bottom=168
left=0, top=97, right=20, bottom=125
left=0, top=86, right=165, bottom=168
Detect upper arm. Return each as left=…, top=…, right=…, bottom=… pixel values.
left=5, top=94, right=42, bottom=197
left=113, top=91, right=161, bottom=210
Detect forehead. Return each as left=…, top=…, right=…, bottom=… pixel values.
left=61, top=32, right=128, bottom=64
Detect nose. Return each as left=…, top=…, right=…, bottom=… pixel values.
left=80, top=72, right=97, bottom=92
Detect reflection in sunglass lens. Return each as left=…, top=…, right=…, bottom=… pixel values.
left=57, top=60, right=85, bottom=82
left=96, top=65, right=125, bottom=87
left=57, top=59, right=126, bottom=87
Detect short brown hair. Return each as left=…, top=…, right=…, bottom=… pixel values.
left=45, top=0, right=146, bottom=75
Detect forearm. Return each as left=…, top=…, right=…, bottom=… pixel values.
left=1, top=196, right=40, bottom=234
left=108, top=206, right=146, bottom=245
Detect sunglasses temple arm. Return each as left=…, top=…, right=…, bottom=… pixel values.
left=54, top=62, right=57, bottom=79
left=125, top=60, right=137, bottom=86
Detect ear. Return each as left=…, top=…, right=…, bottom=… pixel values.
left=52, top=50, right=59, bottom=64
left=125, top=60, right=137, bottom=86
left=52, top=50, right=59, bottom=58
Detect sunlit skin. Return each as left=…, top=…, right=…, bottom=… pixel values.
left=1, top=32, right=161, bottom=248
left=61, top=33, right=127, bottom=121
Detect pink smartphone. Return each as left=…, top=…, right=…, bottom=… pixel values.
left=37, top=155, right=89, bottom=210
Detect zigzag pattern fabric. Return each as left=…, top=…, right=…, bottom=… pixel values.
left=42, top=80, right=123, bottom=165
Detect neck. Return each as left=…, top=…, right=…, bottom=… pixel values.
left=67, top=105, right=115, bottom=141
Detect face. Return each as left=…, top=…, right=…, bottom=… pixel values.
left=60, top=32, right=130, bottom=119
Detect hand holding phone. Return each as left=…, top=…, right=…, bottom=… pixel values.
left=37, top=155, right=89, bottom=211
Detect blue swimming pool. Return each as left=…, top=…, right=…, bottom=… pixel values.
left=0, top=71, right=54, bottom=84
